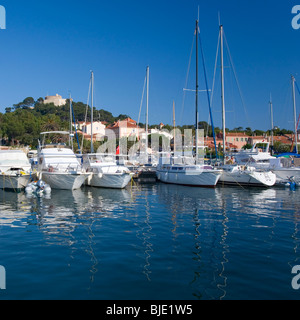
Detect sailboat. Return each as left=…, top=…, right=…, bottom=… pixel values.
left=83, top=71, right=133, bottom=189
left=214, top=23, right=276, bottom=187
left=156, top=20, right=222, bottom=188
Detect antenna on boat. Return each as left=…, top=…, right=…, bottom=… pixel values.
left=218, top=11, right=221, bottom=27
left=291, top=75, right=298, bottom=154
left=69, top=92, right=74, bottom=151
left=69, top=92, right=82, bottom=155
left=269, top=93, right=274, bottom=149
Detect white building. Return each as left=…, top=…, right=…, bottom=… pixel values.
left=105, top=118, right=145, bottom=140
left=78, top=121, right=106, bottom=141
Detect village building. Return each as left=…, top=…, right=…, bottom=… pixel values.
left=224, top=132, right=252, bottom=150
left=105, top=118, right=145, bottom=140
left=77, top=121, right=106, bottom=140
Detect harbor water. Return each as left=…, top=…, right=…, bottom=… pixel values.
left=0, top=183, right=300, bottom=300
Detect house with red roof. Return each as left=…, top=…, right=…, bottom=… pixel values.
left=105, top=118, right=145, bottom=140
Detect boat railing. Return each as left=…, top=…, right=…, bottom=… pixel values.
left=44, top=163, right=82, bottom=173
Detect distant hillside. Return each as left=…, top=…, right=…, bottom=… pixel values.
left=0, top=96, right=131, bottom=147
left=0, top=96, right=294, bottom=149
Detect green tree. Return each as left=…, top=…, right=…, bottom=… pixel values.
left=245, top=127, right=252, bottom=135
left=13, top=97, right=35, bottom=110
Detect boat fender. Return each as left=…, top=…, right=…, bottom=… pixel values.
left=25, top=186, right=34, bottom=194
left=44, top=185, right=51, bottom=194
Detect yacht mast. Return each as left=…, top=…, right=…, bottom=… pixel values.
left=173, top=100, right=176, bottom=154
left=146, top=66, right=149, bottom=162
left=195, top=19, right=199, bottom=159
left=220, top=24, right=226, bottom=163
left=69, top=93, right=74, bottom=151
left=91, top=71, right=94, bottom=154
left=269, top=93, right=274, bottom=148
left=292, top=75, right=298, bottom=154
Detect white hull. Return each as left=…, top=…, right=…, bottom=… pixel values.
left=0, top=174, right=31, bottom=190
left=156, top=167, right=222, bottom=187
left=273, top=168, right=300, bottom=184
left=41, top=172, right=89, bottom=190
left=86, top=172, right=132, bottom=189
left=219, top=170, right=276, bottom=187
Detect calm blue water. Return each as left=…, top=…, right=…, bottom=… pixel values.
left=0, top=183, right=299, bottom=300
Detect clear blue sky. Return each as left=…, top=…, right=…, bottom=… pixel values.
left=0, top=0, right=300, bottom=131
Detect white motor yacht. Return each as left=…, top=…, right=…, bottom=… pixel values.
left=37, top=132, right=90, bottom=190
left=219, top=164, right=276, bottom=187
left=83, top=154, right=133, bottom=189
left=233, top=142, right=300, bottom=185
left=0, top=150, right=32, bottom=191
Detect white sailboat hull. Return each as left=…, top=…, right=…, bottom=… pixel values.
left=86, top=172, right=132, bottom=189
left=156, top=167, right=222, bottom=187
left=41, top=172, right=89, bottom=190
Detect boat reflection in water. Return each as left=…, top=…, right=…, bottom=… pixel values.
left=0, top=190, right=32, bottom=227
left=1, top=183, right=300, bottom=300
left=156, top=183, right=300, bottom=300
left=26, top=187, right=132, bottom=237
left=156, top=184, right=229, bottom=299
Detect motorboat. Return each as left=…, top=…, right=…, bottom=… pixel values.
left=232, top=142, right=275, bottom=169
left=233, top=142, right=300, bottom=185
left=37, top=131, right=90, bottom=190
left=83, top=154, right=133, bottom=189
left=0, top=150, right=31, bottom=191
left=218, top=164, right=276, bottom=187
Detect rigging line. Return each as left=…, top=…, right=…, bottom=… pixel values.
left=81, top=75, right=92, bottom=152
left=138, top=74, right=147, bottom=127
left=208, top=31, right=221, bottom=137
left=295, top=79, right=300, bottom=100
left=210, top=32, right=221, bottom=108
left=71, top=97, right=81, bottom=154
left=180, top=34, right=195, bottom=126
left=198, top=27, right=218, bottom=157
left=223, top=30, right=252, bottom=129
left=279, top=79, right=293, bottom=129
